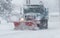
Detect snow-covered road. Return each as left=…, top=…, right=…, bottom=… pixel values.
left=0, top=28, right=60, bottom=38
left=0, top=13, right=60, bottom=38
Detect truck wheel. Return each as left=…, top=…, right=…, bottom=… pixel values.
left=44, top=19, right=48, bottom=29
left=37, top=24, right=43, bottom=29
left=38, top=19, right=48, bottom=29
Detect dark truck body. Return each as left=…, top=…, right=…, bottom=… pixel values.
left=23, top=4, right=48, bottom=29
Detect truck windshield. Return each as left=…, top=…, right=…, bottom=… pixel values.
left=24, top=7, right=45, bottom=14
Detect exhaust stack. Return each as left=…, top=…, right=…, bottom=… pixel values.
left=26, top=0, right=30, bottom=5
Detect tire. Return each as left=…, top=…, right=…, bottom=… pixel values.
left=42, top=19, right=48, bottom=29
left=37, top=19, right=48, bottom=29
left=44, top=19, right=48, bottom=29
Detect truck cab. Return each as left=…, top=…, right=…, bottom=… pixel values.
left=24, top=4, right=48, bottom=29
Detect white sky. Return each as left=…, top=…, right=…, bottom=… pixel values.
left=12, top=0, right=25, bottom=6
left=12, top=0, right=59, bottom=12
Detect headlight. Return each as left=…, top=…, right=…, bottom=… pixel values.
left=20, top=18, right=25, bottom=22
